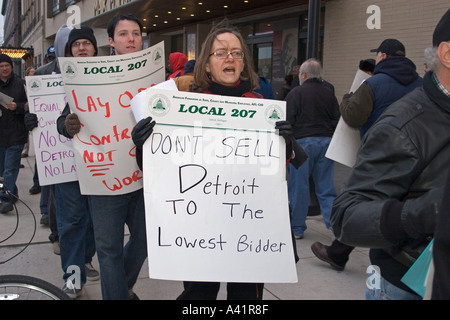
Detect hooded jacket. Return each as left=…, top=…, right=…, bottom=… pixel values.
left=167, top=52, right=188, bottom=80
left=35, top=25, right=73, bottom=75
left=340, top=56, right=422, bottom=138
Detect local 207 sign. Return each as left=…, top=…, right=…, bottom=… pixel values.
left=140, top=88, right=298, bottom=283
left=59, top=42, right=165, bottom=195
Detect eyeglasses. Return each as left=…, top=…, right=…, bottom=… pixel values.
left=209, top=50, right=244, bottom=60
left=72, top=41, right=93, bottom=48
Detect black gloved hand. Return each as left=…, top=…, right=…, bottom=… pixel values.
left=291, top=140, right=308, bottom=169
left=275, top=120, right=293, bottom=144
left=24, top=113, right=38, bottom=131
left=381, top=186, right=445, bottom=244
left=65, top=113, right=81, bottom=138
left=401, top=186, right=445, bottom=238
left=132, top=116, right=156, bottom=149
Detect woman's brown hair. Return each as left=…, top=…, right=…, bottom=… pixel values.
left=190, top=22, right=258, bottom=93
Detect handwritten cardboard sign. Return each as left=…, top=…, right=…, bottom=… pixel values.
left=141, top=88, right=298, bottom=283
left=26, top=74, right=78, bottom=186
left=59, top=42, right=165, bottom=195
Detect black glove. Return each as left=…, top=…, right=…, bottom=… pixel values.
left=381, top=187, right=444, bottom=244
left=24, top=113, right=38, bottom=131
left=132, top=116, right=156, bottom=149
left=290, top=140, right=308, bottom=169
left=401, top=187, right=445, bottom=238
left=65, top=113, right=81, bottom=138
left=275, top=120, right=293, bottom=144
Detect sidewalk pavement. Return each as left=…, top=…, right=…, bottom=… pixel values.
left=0, top=149, right=369, bottom=300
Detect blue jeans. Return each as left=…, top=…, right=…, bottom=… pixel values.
left=41, top=184, right=58, bottom=243
left=55, top=181, right=96, bottom=286
left=40, top=184, right=51, bottom=214
left=33, top=162, right=39, bottom=186
left=365, top=275, right=422, bottom=300
left=0, top=144, right=24, bottom=202
left=88, top=189, right=147, bottom=300
left=288, top=137, right=337, bottom=236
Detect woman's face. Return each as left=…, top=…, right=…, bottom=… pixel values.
left=206, top=32, right=245, bottom=87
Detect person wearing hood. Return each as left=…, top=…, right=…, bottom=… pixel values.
left=173, top=59, right=195, bottom=91
left=24, top=26, right=100, bottom=299
left=25, top=25, right=73, bottom=255
left=35, top=25, right=72, bottom=75
left=167, top=52, right=188, bottom=80
left=338, top=39, right=423, bottom=139
left=311, top=39, right=423, bottom=273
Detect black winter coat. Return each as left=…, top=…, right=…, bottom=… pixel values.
left=331, top=71, right=450, bottom=292
left=285, top=78, right=340, bottom=140
left=0, top=73, right=28, bottom=147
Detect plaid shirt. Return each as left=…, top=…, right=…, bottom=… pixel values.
left=432, top=72, right=450, bottom=97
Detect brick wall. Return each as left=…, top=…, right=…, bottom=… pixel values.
left=323, top=0, right=449, bottom=100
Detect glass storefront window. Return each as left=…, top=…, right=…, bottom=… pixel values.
left=239, top=11, right=326, bottom=99
left=257, top=44, right=272, bottom=80
left=52, top=0, right=60, bottom=14
left=187, top=33, right=196, bottom=60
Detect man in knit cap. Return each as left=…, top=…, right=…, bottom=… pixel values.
left=0, top=54, right=28, bottom=213
left=429, top=7, right=450, bottom=300
left=331, top=8, right=450, bottom=300
left=67, top=25, right=98, bottom=57
left=55, top=25, right=100, bottom=299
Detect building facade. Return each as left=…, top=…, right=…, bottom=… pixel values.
left=3, top=0, right=449, bottom=99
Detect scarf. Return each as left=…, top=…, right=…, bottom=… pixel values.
left=208, top=80, right=252, bottom=97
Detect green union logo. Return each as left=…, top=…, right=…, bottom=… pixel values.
left=153, top=98, right=166, bottom=110
left=66, top=65, right=75, bottom=74
left=268, top=109, right=281, bottom=120
left=63, top=62, right=78, bottom=78
left=150, top=94, right=170, bottom=116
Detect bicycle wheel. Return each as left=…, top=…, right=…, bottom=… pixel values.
left=0, top=274, right=70, bottom=300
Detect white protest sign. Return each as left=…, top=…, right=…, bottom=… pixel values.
left=326, top=69, right=371, bottom=167
left=141, top=88, right=297, bottom=283
left=349, top=69, right=372, bottom=94
left=26, top=74, right=78, bottom=186
left=59, top=42, right=165, bottom=195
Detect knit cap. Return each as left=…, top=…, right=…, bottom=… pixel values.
left=0, top=54, right=13, bottom=68
left=433, top=9, right=450, bottom=47
left=68, top=26, right=98, bottom=56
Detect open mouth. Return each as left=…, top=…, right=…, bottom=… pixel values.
left=223, top=67, right=236, bottom=74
